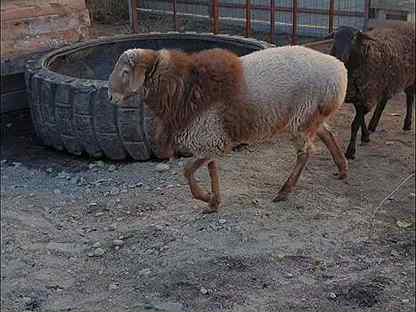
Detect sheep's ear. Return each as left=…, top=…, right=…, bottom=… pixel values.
left=356, top=31, right=376, bottom=42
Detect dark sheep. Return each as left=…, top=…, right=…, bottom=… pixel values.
left=326, top=21, right=415, bottom=159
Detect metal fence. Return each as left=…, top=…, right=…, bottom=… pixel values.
left=128, top=0, right=369, bottom=44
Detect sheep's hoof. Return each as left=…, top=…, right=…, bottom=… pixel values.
left=360, top=138, right=370, bottom=145
left=202, top=195, right=220, bottom=214
left=333, top=171, right=348, bottom=180
left=403, top=125, right=411, bottom=131
left=273, top=193, right=289, bottom=202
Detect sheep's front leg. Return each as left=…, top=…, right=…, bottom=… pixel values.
left=184, top=158, right=221, bottom=213
left=184, top=158, right=210, bottom=203
left=345, top=104, right=364, bottom=160
left=206, top=160, right=221, bottom=213
left=273, top=133, right=311, bottom=202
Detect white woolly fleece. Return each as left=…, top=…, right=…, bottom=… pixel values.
left=174, top=45, right=348, bottom=157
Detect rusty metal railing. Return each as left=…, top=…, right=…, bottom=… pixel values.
left=128, top=0, right=370, bottom=45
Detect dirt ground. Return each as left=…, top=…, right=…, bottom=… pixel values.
left=1, top=88, right=415, bottom=312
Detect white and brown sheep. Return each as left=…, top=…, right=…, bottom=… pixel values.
left=108, top=46, right=349, bottom=213
left=326, top=21, right=415, bottom=159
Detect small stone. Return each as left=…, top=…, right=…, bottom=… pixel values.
left=385, top=141, right=395, bottom=145
left=218, top=219, right=227, bottom=225
left=109, top=224, right=117, bottom=231
left=166, top=184, right=175, bottom=189
left=252, top=199, right=259, bottom=205
left=94, top=248, right=105, bottom=256
left=22, top=296, right=33, bottom=305
left=402, top=299, right=410, bottom=304
left=391, top=250, right=400, bottom=257
left=156, top=163, right=170, bottom=172
left=328, top=292, right=337, bottom=299
left=109, top=283, right=119, bottom=290
left=138, top=268, right=152, bottom=276
left=120, top=189, right=128, bottom=194
left=93, top=242, right=102, bottom=248
left=286, top=273, right=294, bottom=278
left=96, top=160, right=105, bottom=167
left=12, top=162, right=22, bottom=167
left=200, top=287, right=208, bottom=295
left=112, top=239, right=124, bottom=247
left=46, top=168, right=53, bottom=173
left=108, top=165, right=117, bottom=172
left=95, top=212, right=104, bottom=217
left=6, top=123, right=12, bottom=128
left=110, top=187, right=120, bottom=196
left=77, top=177, right=87, bottom=186
left=54, top=189, right=61, bottom=194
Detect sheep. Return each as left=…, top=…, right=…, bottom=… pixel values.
left=325, top=21, right=415, bottom=159
left=108, top=46, right=349, bottom=213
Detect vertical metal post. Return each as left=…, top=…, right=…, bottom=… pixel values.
left=329, top=0, right=335, bottom=33
left=291, top=0, right=298, bottom=45
left=211, top=0, right=220, bottom=34
left=129, top=0, right=139, bottom=33
left=172, top=0, right=178, bottom=31
left=270, top=0, right=275, bottom=44
left=245, top=0, right=251, bottom=37
left=363, top=0, right=370, bottom=31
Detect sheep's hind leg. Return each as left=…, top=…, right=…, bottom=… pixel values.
left=316, top=125, right=348, bottom=179
left=273, top=133, right=311, bottom=202
left=403, top=87, right=414, bottom=131
left=184, top=158, right=211, bottom=203
left=368, top=97, right=388, bottom=133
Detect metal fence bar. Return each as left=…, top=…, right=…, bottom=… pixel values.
left=245, top=0, right=251, bottom=37
left=135, top=0, right=367, bottom=18
left=363, top=0, right=370, bottom=30
left=329, top=0, right=335, bottom=33
left=292, top=0, right=298, bottom=44
left=129, top=0, right=139, bottom=33
left=270, top=0, right=275, bottom=44
left=172, top=0, right=178, bottom=31
left=212, top=0, right=220, bottom=34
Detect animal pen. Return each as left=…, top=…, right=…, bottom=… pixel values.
left=128, top=0, right=370, bottom=44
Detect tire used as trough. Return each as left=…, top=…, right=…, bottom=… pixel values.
left=25, top=32, right=273, bottom=161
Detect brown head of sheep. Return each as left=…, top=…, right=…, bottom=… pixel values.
left=108, top=47, right=349, bottom=213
